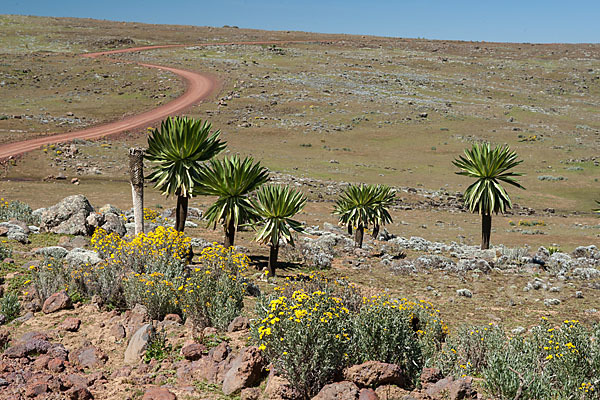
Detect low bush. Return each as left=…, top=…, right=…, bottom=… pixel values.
left=124, top=271, right=180, bottom=320
left=252, top=281, right=448, bottom=398
left=434, top=319, right=600, bottom=399
left=0, top=242, right=11, bottom=260
left=180, top=245, right=248, bottom=330
left=29, top=257, right=71, bottom=302
left=0, top=293, right=20, bottom=322
left=0, top=199, right=39, bottom=225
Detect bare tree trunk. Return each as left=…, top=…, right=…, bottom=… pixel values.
left=129, top=148, right=145, bottom=235
left=482, top=213, right=492, bottom=250
left=224, top=218, right=236, bottom=248
left=355, top=223, right=364, bottom=248
left=347, top=224, right=353, bottom=235
left=268, top=243, right=279, bottom=277
left=372, top=224, right=380, bottom=239
left=175, top=195, right=188, bottom=232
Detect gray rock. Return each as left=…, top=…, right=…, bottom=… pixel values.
left=101, top=212, right=126, bottom=236
left=65, top=248, right=102, bottom=266
left=0, top=222, right=29, bottom=243
left=511, top=326, right=526, bottom=335
left=40, top=195, right=95, bottom=236
left=124, top=323, right=153, bottom=364
left=34, top=246, right=68, bottom=259
left=457, top=289, right=473, bottom=298
left=572, top=268, right=600, bottom=280
left=98, top=204, right=122, bottom=215
left=544, top=298, right=561, bottom=307
left=191, top=237, right=213, bottom=250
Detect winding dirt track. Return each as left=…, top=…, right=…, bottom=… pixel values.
left=0, top=41, right=314, bottom=160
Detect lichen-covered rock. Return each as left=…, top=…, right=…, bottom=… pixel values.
left=40, top=195, right=95, bottom=236
left=65, top=248, right=102, bottom=266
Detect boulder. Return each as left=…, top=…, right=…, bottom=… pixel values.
left=58, top=317, right=81, bottom=332
left=241, top=387, right=262, bottom=400
left=34, top=246, right=68, bottom=259
left=313, top=381, right=359, bottom=400
left=222, top=346, right=266, bottom=395
left=0, top=222, right=29, bottom=243
left=420, top=368, right=443, bottom=385
left=40, top=195, right=95, bottom=236
left=124, top=323, right=153, bottom=364
left=181, top=343, right=206, bottom=361
left=98, top=204, right=122, bottom=216
left=228, top=316, right=250, bottom=332
left=449, top=377, right=476, bottom=400
left=262, top=373, right=302, bottom=400
left=65, top=248, right=102, bottom=266
left=358, top=389, right=379, bottom=400
left=142, top=387, right=177, bottom=400
left=69, top=346, right=108, bottom=368
left=100, top=212, right=126, bottom=237
left=42, top=291, right=72, bottom=314
left=344, top=361, right=407, bottom=388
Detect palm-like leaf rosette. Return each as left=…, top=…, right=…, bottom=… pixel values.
left=195, top=155, right=269, bottom=237
left=145, top=116, right=226, bottom=197
left=253, top=185, right=307, bottom=247
left=452, top=143, right=524, bottom=215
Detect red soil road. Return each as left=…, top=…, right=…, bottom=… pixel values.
left=0, top=40, right=319, bottom=160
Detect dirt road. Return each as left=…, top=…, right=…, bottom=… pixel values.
left=0, top=41, right=315, bottom=160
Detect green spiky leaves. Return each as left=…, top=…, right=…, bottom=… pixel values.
left=333, top=184, right=395, bottom=230
left=195, top=155, right=270, bottom=230
left=453, top=143, right=524, bottom=215
left=145, top=116, right=226, bottom=197
left=253, top=185, right=307, bottom=247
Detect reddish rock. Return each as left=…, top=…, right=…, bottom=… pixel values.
left=59, top=317, right=81, bottom=332
left=209, top=341, right=230, bottom=362
left=221, top=346, right=266, bottom=395
left=142, top=386, right=177, bottom=400
left=449, top=377, right=476, bottom=400
left=313, top=381, right=360, bottom=400
left=241, top=387, right=262, bottom=400
left=181, top=343, right=206, bottom=361
left=344, top=361, right=407, bottom=388
left=425, top=376, right=454, bottom=398
left=359, top=388, right=379, bottom=400
left=42, top=292, right=72, bottom=314
left=48, top=358, right=65, bottom=373
left=25, top=382, right=48, bottom=397
left=421, top=367, right=443, bottom=385
left=66, top=386, right=94, bottom=400
left=164, top=314, right=182, bottom=324
left=374, top=385, right=412, bottom=400
left=33, top=355, right=51, bottom=370
left=110, top=323, right=126, bottom=339
left=69, top=346, right=107, bottom=368
left=227, top=316, right=250, bottom=332
left=263, top=373, right=302, bottom=400
left=63, top=373, right=88, bottom=389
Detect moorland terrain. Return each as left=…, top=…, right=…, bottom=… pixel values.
left=0, top=14, right=599, bottom=400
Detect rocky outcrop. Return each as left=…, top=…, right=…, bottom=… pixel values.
left=40, top=195, right=95, bottom=236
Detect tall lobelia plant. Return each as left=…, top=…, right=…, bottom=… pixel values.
left=252, top=185, right=306, bottom=276
left=333, top=184, right=395, bottom=248
left=453, top=143, right=524, bottom=250
left=145, top=117, right=226, bottom=232
left=196, top=155, right=269, bottom=248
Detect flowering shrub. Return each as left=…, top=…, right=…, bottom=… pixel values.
left=29, top=257, right=71, bottom=302
left=91, top=226, right=190, bottom=275
left=0, top=198, right=39, bottom=224
left=124, top=271, right=180, bottom=320
left=435, top=319, right=600, bottom=399
left=252, top=281, right=448, bottom=397
left=0, top=242, right=11, bottom=260
left=252, top=289, right=351, bottom=398
left=180, top=245, right=248, bottom=330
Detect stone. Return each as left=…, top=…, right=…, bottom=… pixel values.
left=34, top=246, right=68, bottom=259
left=164, top=314, right=182, bottom=324
left=181, top=343, right=206, bottom=361
left=110, top=323, right=126, bottom=339
left=420, top=367, right=443, bottom=384
left=576, top=291, right=584, bottom=298
left=456, top=289, right=473, bottom=298
left=262, top=373, right=301, bottom=400
left=100, top=212, right=126, bottom=237
left=48, top=358, right=65, bottom=373
left=209, top=341, right=231, bottom=362
left=544, top=298, right=561, bottom=306
left=313, top=381, right=359, bottom=400
left=228, top=316, right=250, bottom=332
left=98, top=204, right=122, bottom=215
left=42, top=291, right=72, bottom=313
left=344, top=361, right=407, bottom=388
left=359, top=388, right=379, bottom=400
left=241, top=387, right=262, bottom=400
left=449, top=377, right=476, bottom=400
left=86, top=213, right=105, bottom=228
left=374, top=385, right=411, bottom=400
left=124, top=323, right=153, bottom=364
left=58, top=317, right=81, bottom=332
left=65, top=248, right=102, bottom=266
left=222, top=346, right=266, bottom=395
left=66, top=386, right=94, bottom=400
left=25, top=382, right=48, bottom=397
left=142, top=387, right=177, bottom=400
left=425, top=376, right=454, bottom=398
left=69, top=346, right=107, bottom=368
left=40, top=195, right=95, bottom=236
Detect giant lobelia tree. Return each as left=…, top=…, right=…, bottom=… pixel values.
left=196, top=155, right=269, bottom=248
left=145, top=116, right=226, bottom=232
left=453, top=143, right=524, bottom=250
left=252, top=184, right=306, bottom=276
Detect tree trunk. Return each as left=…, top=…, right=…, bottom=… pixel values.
left=481, top=213, right=492, bottom=250
left=372, top=224, right=380, bottom=239
left=354, top=224, right=364, bottom=248
left=175, top=195, right=188, bottom=232
left=347, top=224, right=353, bottom=235
left=224, top=218, right=236, bottom=248
left=268, top=243, right=279, bottom=277
left=128, top=148, right=145, bottom=235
